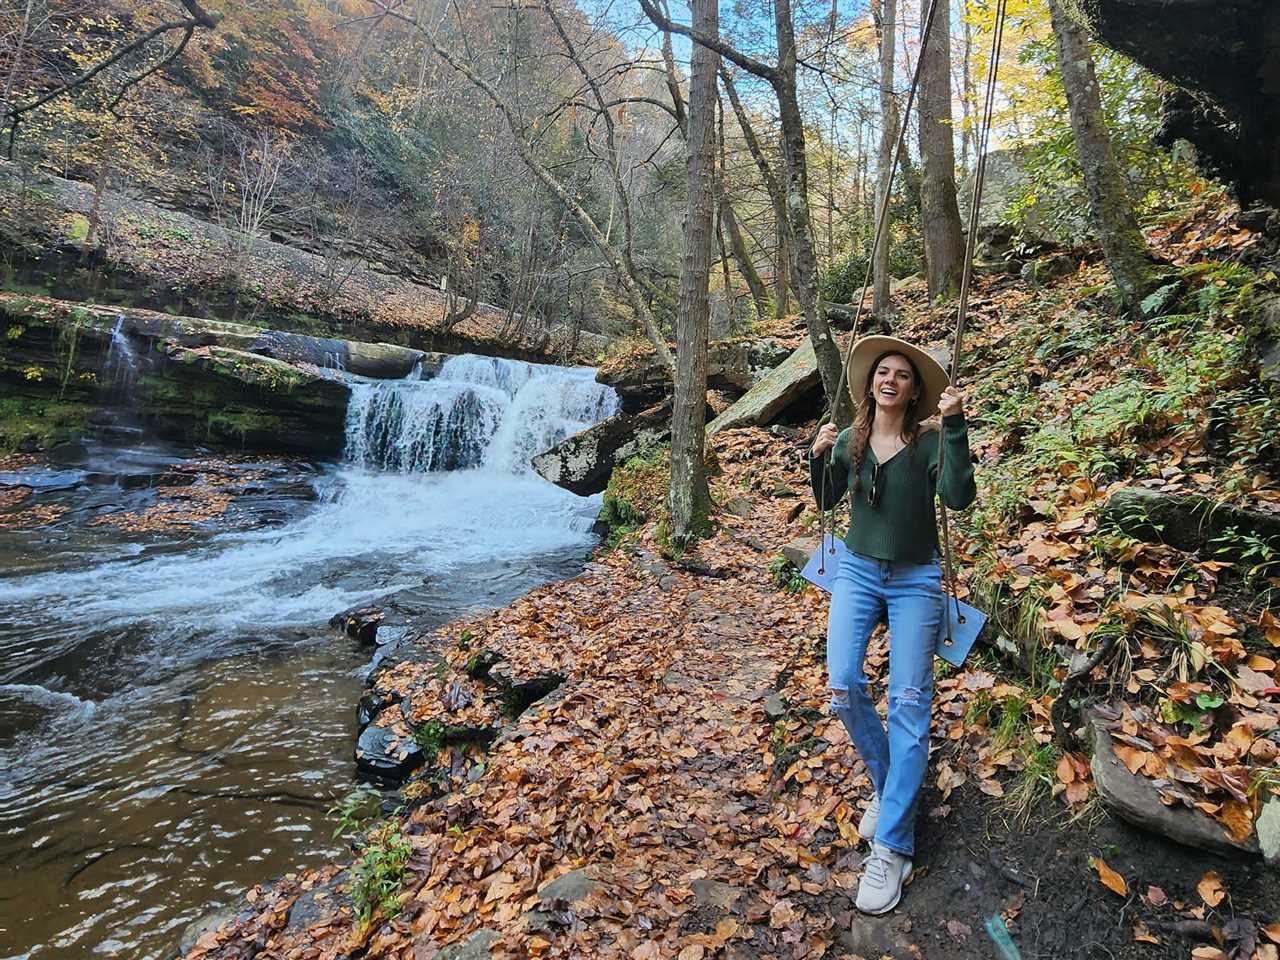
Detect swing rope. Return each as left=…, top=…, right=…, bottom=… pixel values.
left=816, top=0, right=1011, bottom=627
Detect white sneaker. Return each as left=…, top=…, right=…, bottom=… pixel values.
left=856, top=844, right=912, bottom=915
left=857, top=794, right=881, bottom=841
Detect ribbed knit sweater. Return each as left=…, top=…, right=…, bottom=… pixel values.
left=809, top=414, right=977, bottom=564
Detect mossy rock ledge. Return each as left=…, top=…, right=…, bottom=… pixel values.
left=1, top=294, right=358, bottom=456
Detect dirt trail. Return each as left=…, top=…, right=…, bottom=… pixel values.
left=185, top=424, right=1276, bottom=960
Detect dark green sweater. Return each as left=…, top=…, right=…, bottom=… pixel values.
left=809, top=414, right=977, bottom=564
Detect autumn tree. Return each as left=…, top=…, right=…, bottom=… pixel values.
left=640, top=0, right=853, bottom=424
left=1046, top=0, right=1157, bottom=310
left=666, top=0, right=718, bottom=543
left=917, top=0, right=966, bottom=300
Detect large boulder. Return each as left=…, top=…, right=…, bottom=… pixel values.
left=707, top=340, right=819, bottom=436
left=957, top=148, right=1089, bottom=246
left=597, top=338, right=794, bottom=412
left=531, top=401, right=670, bottom=496
left=1078, top=0, right=1280, bottom=209
left=1099, top=486, right=1280, bottom=553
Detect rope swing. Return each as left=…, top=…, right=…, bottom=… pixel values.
left=815, top=0, right=1011, bottom=650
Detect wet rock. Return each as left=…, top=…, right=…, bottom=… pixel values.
left=329, top=605, right=385, bottom=646
left=357, top=688, right=396, bottom=728
left=1252, top=295, right=1280, bottom=387
left=354, top=720, right=424, bottom=784
left=178, top=904, right=242, bottom=955
left=1088, top=710, right=1261, bottom=857
left=707, top=341, right=820, bottom=436
left=531, top=401, right=670, bottom=496
left=282, top=871, right=348, bottom=935
left=1100, top=486, right=1280, bottom=553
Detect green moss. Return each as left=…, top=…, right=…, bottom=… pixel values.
left=65, top=214, right=90, bottom=243
left=0, top=397, right=94, bottom=452
left=207, top=408, right=286, bottom=442
left=601, top=444, right=670, bottom=542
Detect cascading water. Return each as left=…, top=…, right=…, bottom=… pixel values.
left=0, top=355, right=619, bottom=960
left=344, top=355, right=618, bottom=474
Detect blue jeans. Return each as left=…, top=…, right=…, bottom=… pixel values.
left=827, top=549, right=941, bottom=857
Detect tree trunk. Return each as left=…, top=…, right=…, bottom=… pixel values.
left=717, top=105, right=770, bottom=320
left=872, top=0, right=898, bottom=319
left=959, top=4, right=975, bottom=174
left=774, top=0, right=847, bottom=422
left=1047, top=0, right=1157, bottom=311
left=669, top=0, right=718, bottom=544
left=774, top=219, right=790, bottom=318
left=917, top=0, right=966, bottom=300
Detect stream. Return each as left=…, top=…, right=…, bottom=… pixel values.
left=0, top=356, right=618, bottom=959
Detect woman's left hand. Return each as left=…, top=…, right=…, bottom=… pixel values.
left=938, top=386, right=965, bottom=418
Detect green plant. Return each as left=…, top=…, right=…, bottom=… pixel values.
left=1004, top=741, right=1060, bottom=825
left=412, top=719, right=446, bottom=759
left=328, top=784, right=382, bottom=841
left=1210, top=526, right=1280, bottom=585
left=351, top=821, right=413, bottom=929
left=769, top=556, right=807, bottom=594
left=457, top=629, right=473, bottom=651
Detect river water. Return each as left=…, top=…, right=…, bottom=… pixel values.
left=0, top=356, right=618, bottom=959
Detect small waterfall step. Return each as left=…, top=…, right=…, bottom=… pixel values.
left=345, top=355, right=619, bottom=476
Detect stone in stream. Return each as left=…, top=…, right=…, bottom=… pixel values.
left=329, top=604, right=385, bottom=646
left=354, top=714, right=424, bottom=784
left=531, top=400, right=671, bottom=496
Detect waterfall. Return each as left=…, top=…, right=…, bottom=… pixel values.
left=100, top=315, right=139, bottom=395
left=344, top=355, right=619, bottom=475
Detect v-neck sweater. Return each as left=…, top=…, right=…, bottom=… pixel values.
left=809, top=414, right=977, bottom=564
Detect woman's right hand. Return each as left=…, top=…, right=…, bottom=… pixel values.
left=811, top=423, right=839, bottom=458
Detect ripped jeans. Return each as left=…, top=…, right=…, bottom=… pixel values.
left=827, top=549, right=941, bottom=857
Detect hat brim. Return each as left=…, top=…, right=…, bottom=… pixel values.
left=847, top=335, right=950, bottom=420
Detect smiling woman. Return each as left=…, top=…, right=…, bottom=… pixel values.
left=807, top=334, right=976, bottom=915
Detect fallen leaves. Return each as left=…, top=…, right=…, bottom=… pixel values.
left=1090, top=856, right=1128, bottom=897
left=1197, top=870, right=1226, bottom=908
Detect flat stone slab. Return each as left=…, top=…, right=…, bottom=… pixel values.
left=537, top=867, right=600, bottom=904
left=781, top=539, right=817, bottom=571
left=1088, top=711, right=1261, bottom=858
left=438, top=928, right=499, bottom=959
left=707, top=340, right=819, bottom=436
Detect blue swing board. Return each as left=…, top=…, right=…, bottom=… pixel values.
left=802, top=536, right=986, bottom=668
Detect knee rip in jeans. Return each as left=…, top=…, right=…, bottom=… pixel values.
left=891, top=686, right=925, bottom=707
left=829, top=686, right=850, bottom=710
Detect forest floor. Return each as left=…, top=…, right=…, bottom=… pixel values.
left=184, top=197, right=1280, bottom=960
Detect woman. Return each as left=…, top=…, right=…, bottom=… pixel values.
left=809, top=335, right=976, bottom=915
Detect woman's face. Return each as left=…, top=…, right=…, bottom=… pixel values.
left=870, top=354, right=917, bottom=413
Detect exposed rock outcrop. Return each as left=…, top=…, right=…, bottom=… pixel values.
left=706, top=340, right=820, bottom=436
left=531, top=401, right=671, bottom=495
left=1078, top=0, right=1280, bottom=210
left=1099, top=486, right=1280, bottom=553
left=1089, top=710, right=1262, bottom=858
left=597, top=338, right=793, bottom=412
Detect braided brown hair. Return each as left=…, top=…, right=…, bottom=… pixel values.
left=849, top=351, right=926, bottom=497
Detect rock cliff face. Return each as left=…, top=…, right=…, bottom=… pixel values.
left=1077, top=0, right=1280, bottom=210
left=0, top=295, right=355, bottom=456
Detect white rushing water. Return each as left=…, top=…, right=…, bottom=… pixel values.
left=0, top=355, right=620, bottom=640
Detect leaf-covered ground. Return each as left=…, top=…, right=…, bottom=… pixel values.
left=184, top=205, right=1279, bottom=959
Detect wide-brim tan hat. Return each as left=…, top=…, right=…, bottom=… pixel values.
left=847, top=335, right=950, bottom=420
